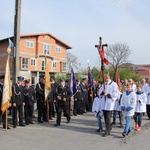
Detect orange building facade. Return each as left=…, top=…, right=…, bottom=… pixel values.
left=0, top=33, right=72, bottom=85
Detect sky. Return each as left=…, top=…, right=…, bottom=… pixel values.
left=0, top=0, right=150, bottom=69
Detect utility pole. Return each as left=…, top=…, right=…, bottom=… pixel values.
left=13, top=0, right=22, bottom=83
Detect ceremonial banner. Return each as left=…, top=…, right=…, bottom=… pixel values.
left=115, top=69, right=121, bottom=85
left=88, top=66, right=95, bottom=90
left=45, top=58, right=51, bottom=102
left=1, top=50, right=12, bottom=114
left=70, top=68, right=77, bottom=96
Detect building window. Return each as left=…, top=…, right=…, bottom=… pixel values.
left=26, top=41, right=34, bottom=48
left=53, top=62, right=57, bottom=68
left=55, top=47, right=61, bottom=53
left=42, top=60, right=45, bottom=70
left=31, top=59, right=36, bottom=66
left=45, top=36, right=49, bottom=40
left=44, top=44, right=50, bottom=55
left=62, top=62, right=66, bottom=71
left=22, top=58, right=28, bottom=69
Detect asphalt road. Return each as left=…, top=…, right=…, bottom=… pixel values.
left=0, top=111, right=150, bottom=150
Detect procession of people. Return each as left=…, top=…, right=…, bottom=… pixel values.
left=0, top=71, right=150, bottom=139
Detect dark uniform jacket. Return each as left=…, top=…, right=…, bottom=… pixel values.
left=56, top=85, right=72, bottom=105
left=24, top=86, right=35, bottom=106
left=35, top=82, right=45, bottom=102
left=48, top=82, right=58, bottom=102
left=0, top=83, right=3, bottom=110
left=74, top=85, right=82, bottom=101
left=12, top=83, right=24, bottom=105
left=80, top=83, right=88, bottom=99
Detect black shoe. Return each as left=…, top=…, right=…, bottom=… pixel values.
left=49, top=117, right=53, bottom=120
left=122, top=132, right=127, bottom=137
left=54, top=124, right=60, bottom=127
left=43, top=119, right=48, bottom=122
left=102, top=133, right=109, bottom=137
left=29, top=121, right=34, bottom=124
left=13, top=125, right=16, bottom=128
left=25, top=122, right=29, bottom=125
left=110, top=122, right=116, bottom=126
left=97, top=128, right=100, bottom=132
left=38, top=120, right=43, bottom=123
left=66, top=118, right=71, bottom=123
left=19, top=124, right=25, bottom=127
left=3, top=125, right=11, bottom=129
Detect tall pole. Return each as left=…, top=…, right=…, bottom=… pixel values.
left=13, top=0, right=22, bottom=83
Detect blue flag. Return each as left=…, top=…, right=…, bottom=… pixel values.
left=8, top=39, right=14, bottom=48
left=70, top=68, right=77, bottom=95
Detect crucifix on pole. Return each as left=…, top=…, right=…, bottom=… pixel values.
left=95, top=37, right=108, bottom=83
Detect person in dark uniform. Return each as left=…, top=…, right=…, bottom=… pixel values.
left=74, top=79, right=83, bottom=115
left=48, top=76, right=58, bottom=120
left=12, top=76, right=25, bottom=128
left=0, top=75, right=11, bottom=129
left=24, top=79, right=35, bottom=125
left=35, top=75, right=47, bottom=123
left=80, top=78, right=88, bottom=113
left=55, top=78, right=72, bottom=126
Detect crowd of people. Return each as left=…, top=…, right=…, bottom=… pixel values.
left=92, top=75, right=150, bottom=137
left=0, top=73, right=150, bottom=138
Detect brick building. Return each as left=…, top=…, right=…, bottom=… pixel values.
left=129, top=64, right=150, bottom=80
left=0, top=33, right=72, bottom=85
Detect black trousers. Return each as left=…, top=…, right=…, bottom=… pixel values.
left=56, top=104, right=70, bottom=125
left=24, top=105, right=33, bottom=123
left=38, top=102, right=44, bottom=121
left=0, top=110, right=6, bottom=125
left=103, top=110, right=112, bottom=134
left=73, top=100, right=78, bottom=115
left=13, top=105, right=24, bottom=126
left=49, top=102, right=55, bottom=118
left=146, top=105, right=150, bottom=119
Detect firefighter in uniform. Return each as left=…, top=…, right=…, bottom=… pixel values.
left=54, top=78, right=72, bottom=126
left=24, top=79, right=35, bottom=125
left=35, top=75, right=47, bottom=123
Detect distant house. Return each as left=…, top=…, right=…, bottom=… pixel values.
left=129, top=64, right=150, bottom=80
left=0, top=33, right=72, bottom=85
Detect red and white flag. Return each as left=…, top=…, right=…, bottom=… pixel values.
left=97, top=44, right=109, bottom=65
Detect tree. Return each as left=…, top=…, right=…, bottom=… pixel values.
left=105, top=42, right=131, bottom=81
left=67, top=52, right=78, bottom=71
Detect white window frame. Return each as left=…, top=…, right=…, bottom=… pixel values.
left=31, top=59, right=36, bottom=66
left=62, top=62, right=67, bottom=72
left=26, top=41, right=34, bottom=48
left=22, top=58, right=28, bottom=69
left=55, top=47, right=61, bottom=53
left=44, top=43, right=50, bottom=55
left=42, top=60, right=45, bottom=71
left=53, top=62, right=57, bottom=68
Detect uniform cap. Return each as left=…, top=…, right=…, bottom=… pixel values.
left=24, top=79, right=30, bottom=84
left=60, top=78, right=65, bottom=82
left=39, top=74, right=45, bottom=78
left=76, top=79, right=80, bottom=82
left=17, top=76, right=24, bottom=81
left=50, top=76, right=55, bottom=81
left=0, top=75, right=5, bottom=79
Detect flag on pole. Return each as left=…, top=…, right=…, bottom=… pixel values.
left=8, top=39, right=14, bottom=48
left=115, top=69, right=121, bottom=85
left=1, top=48, right=12, bottom=114
left=88, top=66, right=95, bottom=90
left=70, top=68, right=77, bottom=95
left=97, top=44, right=109, bottom=65
left=45, top=58, right=51, bottom=102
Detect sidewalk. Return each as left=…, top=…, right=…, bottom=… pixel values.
left=0, top=111, right=150, bottom=150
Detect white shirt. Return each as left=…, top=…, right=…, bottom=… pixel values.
left=135, top=91, right=147, bottom=113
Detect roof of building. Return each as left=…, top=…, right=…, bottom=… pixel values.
left=0, top=32, right=72, bottom=49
